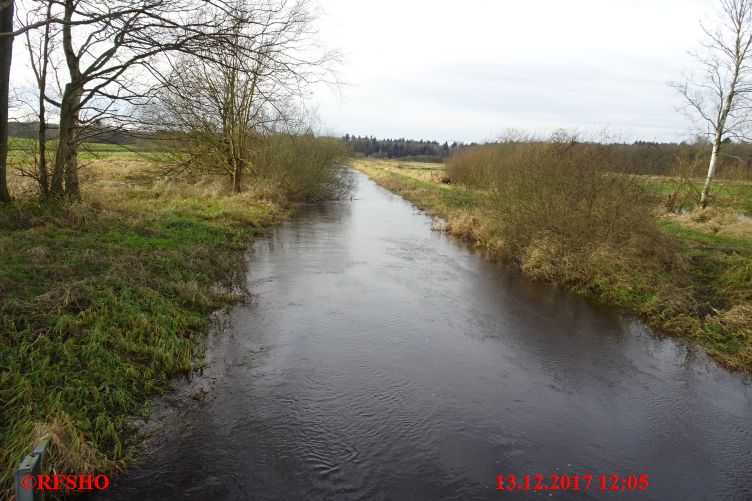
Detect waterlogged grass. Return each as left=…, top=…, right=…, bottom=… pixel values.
left=354, top=159, right=752, bottom=372
left=0, top=158, right=286, bottom=499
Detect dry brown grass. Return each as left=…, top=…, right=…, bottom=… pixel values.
left=664, top=207, right=752, bottom=241
left=32, top=417, right=123, bottom=478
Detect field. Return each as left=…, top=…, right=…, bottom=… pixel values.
left=0, top=146, right=289, bottom=499
left=354, top=158, right=752, bottom=372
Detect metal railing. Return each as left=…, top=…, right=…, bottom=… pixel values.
left=14, top=438, right=50, bottom=501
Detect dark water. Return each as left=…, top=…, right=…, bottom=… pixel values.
left=100, top=172, right=752, bottom=500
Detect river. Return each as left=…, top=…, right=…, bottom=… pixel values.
left=99, top=171, right=752, bottom=500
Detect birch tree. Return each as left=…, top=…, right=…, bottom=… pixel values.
left=673, top=0, right=752, bottom=207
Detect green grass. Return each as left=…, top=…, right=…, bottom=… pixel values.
left=355, top=159, right=752, bottom=372
left=9, top=137, right=143, bottom=152
left=637, top=175, right=752, bottom=215
left=8, top=137, right=154, bottom=163
left=0, top=157, right=286, bottom=499
left=660, top=219, right=752, bottom=250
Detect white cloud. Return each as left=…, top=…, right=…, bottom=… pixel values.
left=311, top=0, right=715, bottom=142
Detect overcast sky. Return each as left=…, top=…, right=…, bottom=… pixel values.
left=310, top=0, right=714, bottom=143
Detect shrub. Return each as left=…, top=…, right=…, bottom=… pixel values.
left=250, top=134, right=353, bottom=202
left=447, top=133, right=663, bottom=253
left=160, top=132, right=352, bottom=202
left=444, top=133, right=678, bottom=305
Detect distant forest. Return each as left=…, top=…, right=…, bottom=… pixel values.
left=343, top=134, right=473, bottom=162
left=344, top=134, right=752, bottom=178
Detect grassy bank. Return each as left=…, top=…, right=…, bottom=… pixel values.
left=0, top=153, right=288, bottom=498
left=353, top=158, right=752, bottom=372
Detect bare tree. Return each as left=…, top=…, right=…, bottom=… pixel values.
left=153, top=0, right=338, bottom=192
left=3, top=0, right=260, bottom=201
left=0, top=0, right=14, bottom=203
left=0, top=0, right=62, bottom=202
left=3, top=0, right=335, bottom=201
left=157, top=47, right=269, bottom=192
left=46, top=0, right=253, bottom=199
left=673, top=0, right=752, bottom=207
left=17, top=0, right=57, bottom=198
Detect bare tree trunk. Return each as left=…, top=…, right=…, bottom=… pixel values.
left=701, top=69, right=735, bottom=208
left=701, top=83, right=734, bottom=208
left=701, top=132, right=722, bottom=208
left=33, top=2, right=52, bottom=199
left=0, top=0, right=14, bottom=204
left=52, top=83, right=82, bottom=199
left=37, top=94, right=49, bottom=198
left=50, top=0, right=82, bottom=200
left=231, top=160, right=243, bottom=192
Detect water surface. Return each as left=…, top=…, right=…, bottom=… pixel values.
left=101, top=171, right=752, bottom=500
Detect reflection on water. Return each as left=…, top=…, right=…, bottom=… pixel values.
left=99, top=172, right=752, bottom=500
